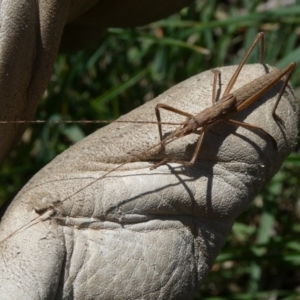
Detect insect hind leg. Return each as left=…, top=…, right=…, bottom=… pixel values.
left=225, top=118, right=277, bottom=149
left=272, top=63, right=296, bottom=127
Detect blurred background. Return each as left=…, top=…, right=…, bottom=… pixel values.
left=1, top=0, right=300, bottom=299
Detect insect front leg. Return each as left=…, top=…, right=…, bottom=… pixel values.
left=223, top=32, right=265, bottom=97
left=150, top=125, right=207, bottom=169
left=211, top=69, right=221, bottom=104
left=154, top=103, right=193, bottom=144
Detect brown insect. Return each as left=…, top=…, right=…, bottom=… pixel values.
left=151, top=33, right=295, bottom=169
left=0, top=32, right=296, bottom=244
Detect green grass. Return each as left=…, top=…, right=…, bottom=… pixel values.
left=1, top=0, right=300, bottom=298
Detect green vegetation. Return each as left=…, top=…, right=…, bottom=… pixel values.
left=1, top=0, right=300, bottom=298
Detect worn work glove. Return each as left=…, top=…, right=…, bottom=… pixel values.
left=0, top=64, right=298, bottom=299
